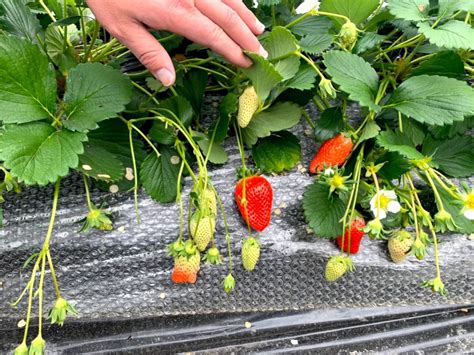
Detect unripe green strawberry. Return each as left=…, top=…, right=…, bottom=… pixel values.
left=241, top=237, right=260, bottom=271
left=339, top=21, right=358, bottom=49
left=325, top=256, right=354, bottom=282
left=202, top=187, right=217, bottom=216
left=172, top=251, right=200, bottom=284
left=388, top=230, right=414, bottom=263
left=190, top=213, right=215, bottom=251
left=237, top=86, right=259, bottom=128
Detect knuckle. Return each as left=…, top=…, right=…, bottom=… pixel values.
left=224, top=8, right=240, bottom=27
left=209, top=26, right=225, bottom=44
left=137, top=50, right=162, bottom=67
left=172, top=0, right=195, bottom=10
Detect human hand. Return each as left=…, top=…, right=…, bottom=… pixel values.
left=87, top=0, right=267, bottom=86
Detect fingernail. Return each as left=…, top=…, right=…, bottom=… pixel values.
left=155, top=68, right=174, bottom=87
left=258, top=45, right=268, bottom=59
left=256, top=19, right=265, bottom=33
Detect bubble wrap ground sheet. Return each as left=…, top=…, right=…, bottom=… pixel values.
left=1, top=99, right=473, bottom=329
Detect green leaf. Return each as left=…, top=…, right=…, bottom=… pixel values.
left=78, top=145, right=124, bottom=182
left=401, top=117, right=425, bottom=146
left=258, top=0, right=282, bottom=5
left=387, top=0, right=429, bottom=22
left=429, top=116, right=474, bottom=140
left=264, top=26, right=299, bottom=59
left=252, top=131, right=301, bottom=173
left=439, top=0, right=474, bottom=17
left=63, top=63, right=133, bottom=132
left=242, top=51, right=283, bottom=101
left=0, top=123, right=86, bottom=185
left=149, top=121, right=175, bottom=145
left=438, top=185, right=474, bottom=234
left=354, top=32, right=386, bottom=54
left=359, top=120, right=381, bottom=142
left=195, top=134, right=228, bottom=165
left=376, top=130, right=425, bottom=160
left=323, top=50, right=380, bottom=111
left=87, top=119, right=146, bottom=192
left=291, top=16, right=334, bottom=36
left=303, top=182, right=346, bottom=239
left=156, top=96, right=194, bottom=127
left=387, top=75, right=474, bottom=126
left=320, top=0, right=380, bottom=26
left=0, top=0, right=42, bottom=41
left=422, top=135, right=474, bottom=177
left=45, top=25, right=77, bottom=74
left=242, top=102, right=301, bottom=146
left=87, top=119, right=146, bottom=169
left=376, top=152, right=411, bottom=180
left=0, top=36, right=56, bottom=124
left=209, top=93, right=238, bottom=145
left=140, top=147, right=182, bottom=203
left=417, top=20, right=474, bottom=50
left=314, top=107, right=345, bottom=142
left=175, top=70, right=208, bottom=115
left=283, top=64, right=317, bottom=91
left=274, top=56, right=300, bottom=80
left=410, top=51, right=465, bottom=79
left=299, top=33, right=333, bottom=54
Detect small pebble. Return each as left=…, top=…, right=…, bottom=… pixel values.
left=170, top=155, right=180, bottom=165
left=274, top=208, right=282, bottom=216
left=159, top=293, right=167, bottom=299
left=279, top=202, right=288, bottom=209
left=18, top=319, right=26, bottom=328
left=125, top=167, right=134, bottom=181
left=306, top=227, right=313, bottom=234
left=290, top=339, right=299, bottom=345
left=304, top=129, right=312, bottom=136
left=244, top=321, right=252, bottom=329
left=117, top=226, right=125, bottom=233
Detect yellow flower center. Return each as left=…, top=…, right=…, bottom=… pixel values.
left=331, top=175, right=345, bottom=188
left=465, top=192, right=474, bottom=209
left=378, top=194, right=390, bottom=209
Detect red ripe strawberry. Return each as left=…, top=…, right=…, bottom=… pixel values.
left=235, top=176, right=273, bottom=232
left=309, top=134, right=353, bottom=174
left=336, top=217, right=366, bottom=254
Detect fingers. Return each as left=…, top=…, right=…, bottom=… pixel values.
left=157, top=8, right=254, bottom=68
left=115, top=22, right=176, bottom=86
left=196, top=0, right=267, bottom=57
left=222, top=0, right=265, bottom=35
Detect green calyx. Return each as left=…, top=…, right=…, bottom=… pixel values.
left=48, top=297, right=78, bottom=327
left=223, top=273, right=235, bottom=294
left=203, top=247, right=223, bottom=265
left=80, top=207, right=113, bottom=233
left=29, top=336, right=46, bottom=355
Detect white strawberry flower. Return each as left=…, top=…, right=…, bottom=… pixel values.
left=370, top=189, right=401, bottom=220
left=296, top=0, right=319, bottom=14
left=462, top=190, right=474, bottom=220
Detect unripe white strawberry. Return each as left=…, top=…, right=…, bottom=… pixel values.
left=237, top=86, right=259, bottom=128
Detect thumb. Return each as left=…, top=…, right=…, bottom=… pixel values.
left=120, top=23, right=176, bottom=86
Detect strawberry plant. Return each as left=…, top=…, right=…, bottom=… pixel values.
left=0, top=0, right=473, bottom=353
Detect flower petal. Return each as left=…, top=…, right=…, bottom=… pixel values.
left=384, top=190, right=397, bottom=199
left=464, top=209, right=474, bottom=220
left=387, top=201, right=401, bottom=213
left=377, top=209, right=387, bottom=220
